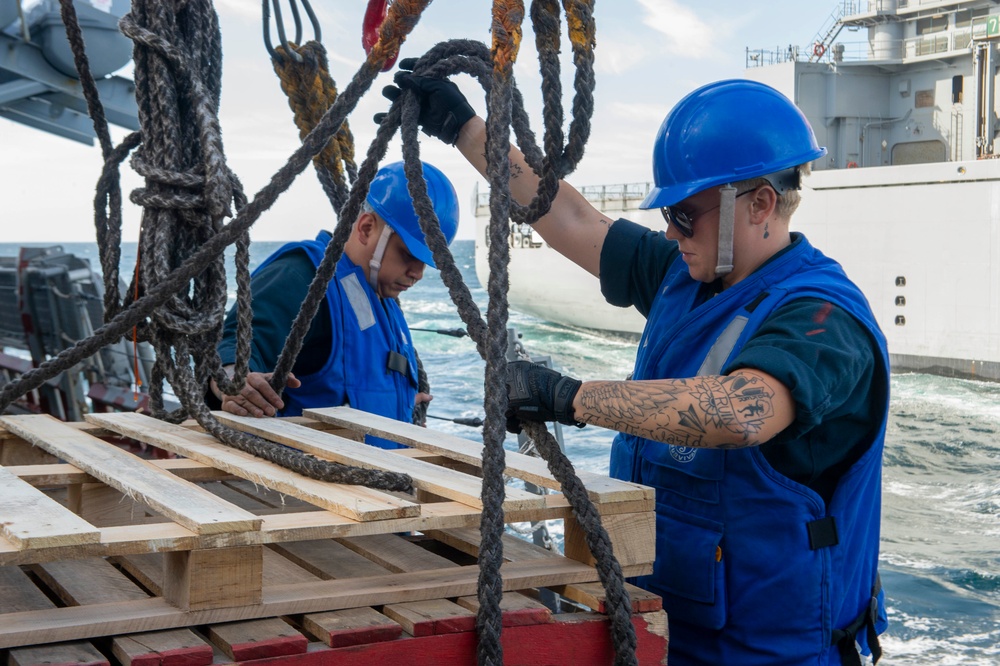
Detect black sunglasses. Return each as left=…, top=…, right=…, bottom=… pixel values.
left=660, top=188, right=757, bottom=238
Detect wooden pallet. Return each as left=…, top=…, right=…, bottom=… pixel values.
left=0, top=407, right=659, bottom=662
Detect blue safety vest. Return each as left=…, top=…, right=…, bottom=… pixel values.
left=253, top=231, right=418, bottom=449
left=610, top=236, right=889, bottom=665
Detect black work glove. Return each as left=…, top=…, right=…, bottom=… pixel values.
left=373, top=58, right=476, bottom=145
left=505, top=360, right=584, bottom=434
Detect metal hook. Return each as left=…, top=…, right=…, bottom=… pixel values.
left=262, top=0, right=322, bottom=63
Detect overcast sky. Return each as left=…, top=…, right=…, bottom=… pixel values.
left=2, top=0, right=841, bottom=242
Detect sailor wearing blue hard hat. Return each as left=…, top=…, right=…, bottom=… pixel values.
left=387, top=67, right=890, bottom=665
left=213, top=160, right=459, bottom=449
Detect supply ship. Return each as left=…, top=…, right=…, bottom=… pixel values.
left=477, top=0, right=1000, bottom=381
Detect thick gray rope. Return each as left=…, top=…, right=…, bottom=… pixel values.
left=375, top=22, right=635, bottom=666
left=1, top=0, right=414, bottom=492
left=394, top=30, right=637, bottom=666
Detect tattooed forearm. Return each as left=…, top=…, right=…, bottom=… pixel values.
left=574, top=372, right=786, bottom=449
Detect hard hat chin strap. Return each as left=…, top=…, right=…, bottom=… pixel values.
left=716, top=184, right=736, bottom=277
left=368, top=223, right=394, bottom=294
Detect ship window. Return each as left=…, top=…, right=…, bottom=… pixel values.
left=916, top=15, right=948, bottom=35
left=892, top=140, right=946, bottom=165
left=895, top=276, right=906, bottom=287
left=953, top=76, right=963, bottom=104
left=895, top=316, right=906, bottom=326
left=895, top=296, right=906, bottom=307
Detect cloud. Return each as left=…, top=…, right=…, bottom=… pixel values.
left=594, top=37, right=650, bottom=76
left=635, top=0, right=717, bottom=58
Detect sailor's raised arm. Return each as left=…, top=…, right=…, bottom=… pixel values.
left=454, top=116, right=614, bottom=277
left=382, top=63, right=613, bottom=277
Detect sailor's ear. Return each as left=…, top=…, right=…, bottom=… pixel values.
left=355, top=211, right=380, bottom=244
left=749, top=185, right=778, bottom=223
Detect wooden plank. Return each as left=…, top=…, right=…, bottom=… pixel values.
left=338, top=534, right=457, bottom=573
left=0, top=564, right=57, bottom=613
left=427, top=528, right=559, bottom=562
left=0, top=559, right=601, bottom=648
left=0, top=463, right=100, bottom=549
left=0, top=565, right=111, bottom=666
left=7, top=459, right=230, bottom=488
left=220, top=479, right=321, bottom=513
left=1, top=415, right=261, bottom=536
left=427, top=510, right=657, bottom=577
left=271, top=539, right=396, bottom=580
left=8, top=643, right=109, bottom=666
left=85, top=412, right=419, bottom=522
left=263, top=547, right=321, bottom=585
left=0, top=437, right=59, bottom=466
left=304, top=406, right=653, bottom=503
left=430, top=527, right=659, bottom=612
left=28, top=559, right=214, bottom=666
left=549, top=580, right=663, bottom=614
left=454, top=590, right=552, bottom=628
left=216, top=412, right=546, bottom=512
left=206, top=619, right=308, bottom=661
left=75, top=483, right=159, bottom=528
left=32, top=558, right=149, bottom=605
left=110, top=553, right=164, bottom=595
left=382, top=598, right=475, bottom=637
left=110, top=630, right=213, bottom=666
left=301, top=607, right=403, bottom=648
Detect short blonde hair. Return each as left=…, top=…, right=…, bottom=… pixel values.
left=734, top=163, right=811, bottom=219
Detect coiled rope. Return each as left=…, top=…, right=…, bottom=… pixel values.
left=0, top=0, right=434, bottom=492
left=0, top=1, right=637, bottom=664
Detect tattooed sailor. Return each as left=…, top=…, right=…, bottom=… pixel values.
left=386, top=69, right=890, bottom=665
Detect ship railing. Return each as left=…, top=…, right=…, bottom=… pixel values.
left=475, top=182, right=653, bottom=210
left=750, top=23, right=983, bottom=69
left=898, top=0, right=973, bottom=8
left=904, top=24, right=980, bottom=59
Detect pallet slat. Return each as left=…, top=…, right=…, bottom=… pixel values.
left=1, top=415, right=261, bottom=536
left=215, top=412, right=546, bottom=512
left=85, top=412, right=419, bottom=522
left=0, top=464, right=100, bottom=548
left=305, top=406, right=653, bottom=503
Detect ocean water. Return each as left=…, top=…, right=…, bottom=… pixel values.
left=3, top=239, right=998, bottom=664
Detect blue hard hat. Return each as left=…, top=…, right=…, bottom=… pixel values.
left=366, top=161, right=459, bottom=268
left=640, top=79, right=827, bottom=209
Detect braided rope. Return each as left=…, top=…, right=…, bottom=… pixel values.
left=5, top=1, right=637, bottom=663
left=371, top=1, right=634, bottom=660
left=0, top=0, right=428, bottom=492
left=272, top=40, right=358, bottom=214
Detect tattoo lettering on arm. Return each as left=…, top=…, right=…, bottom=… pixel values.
left=509, top=159, right=524, bottom=180
left=693, top=375, right=775, bottom=447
